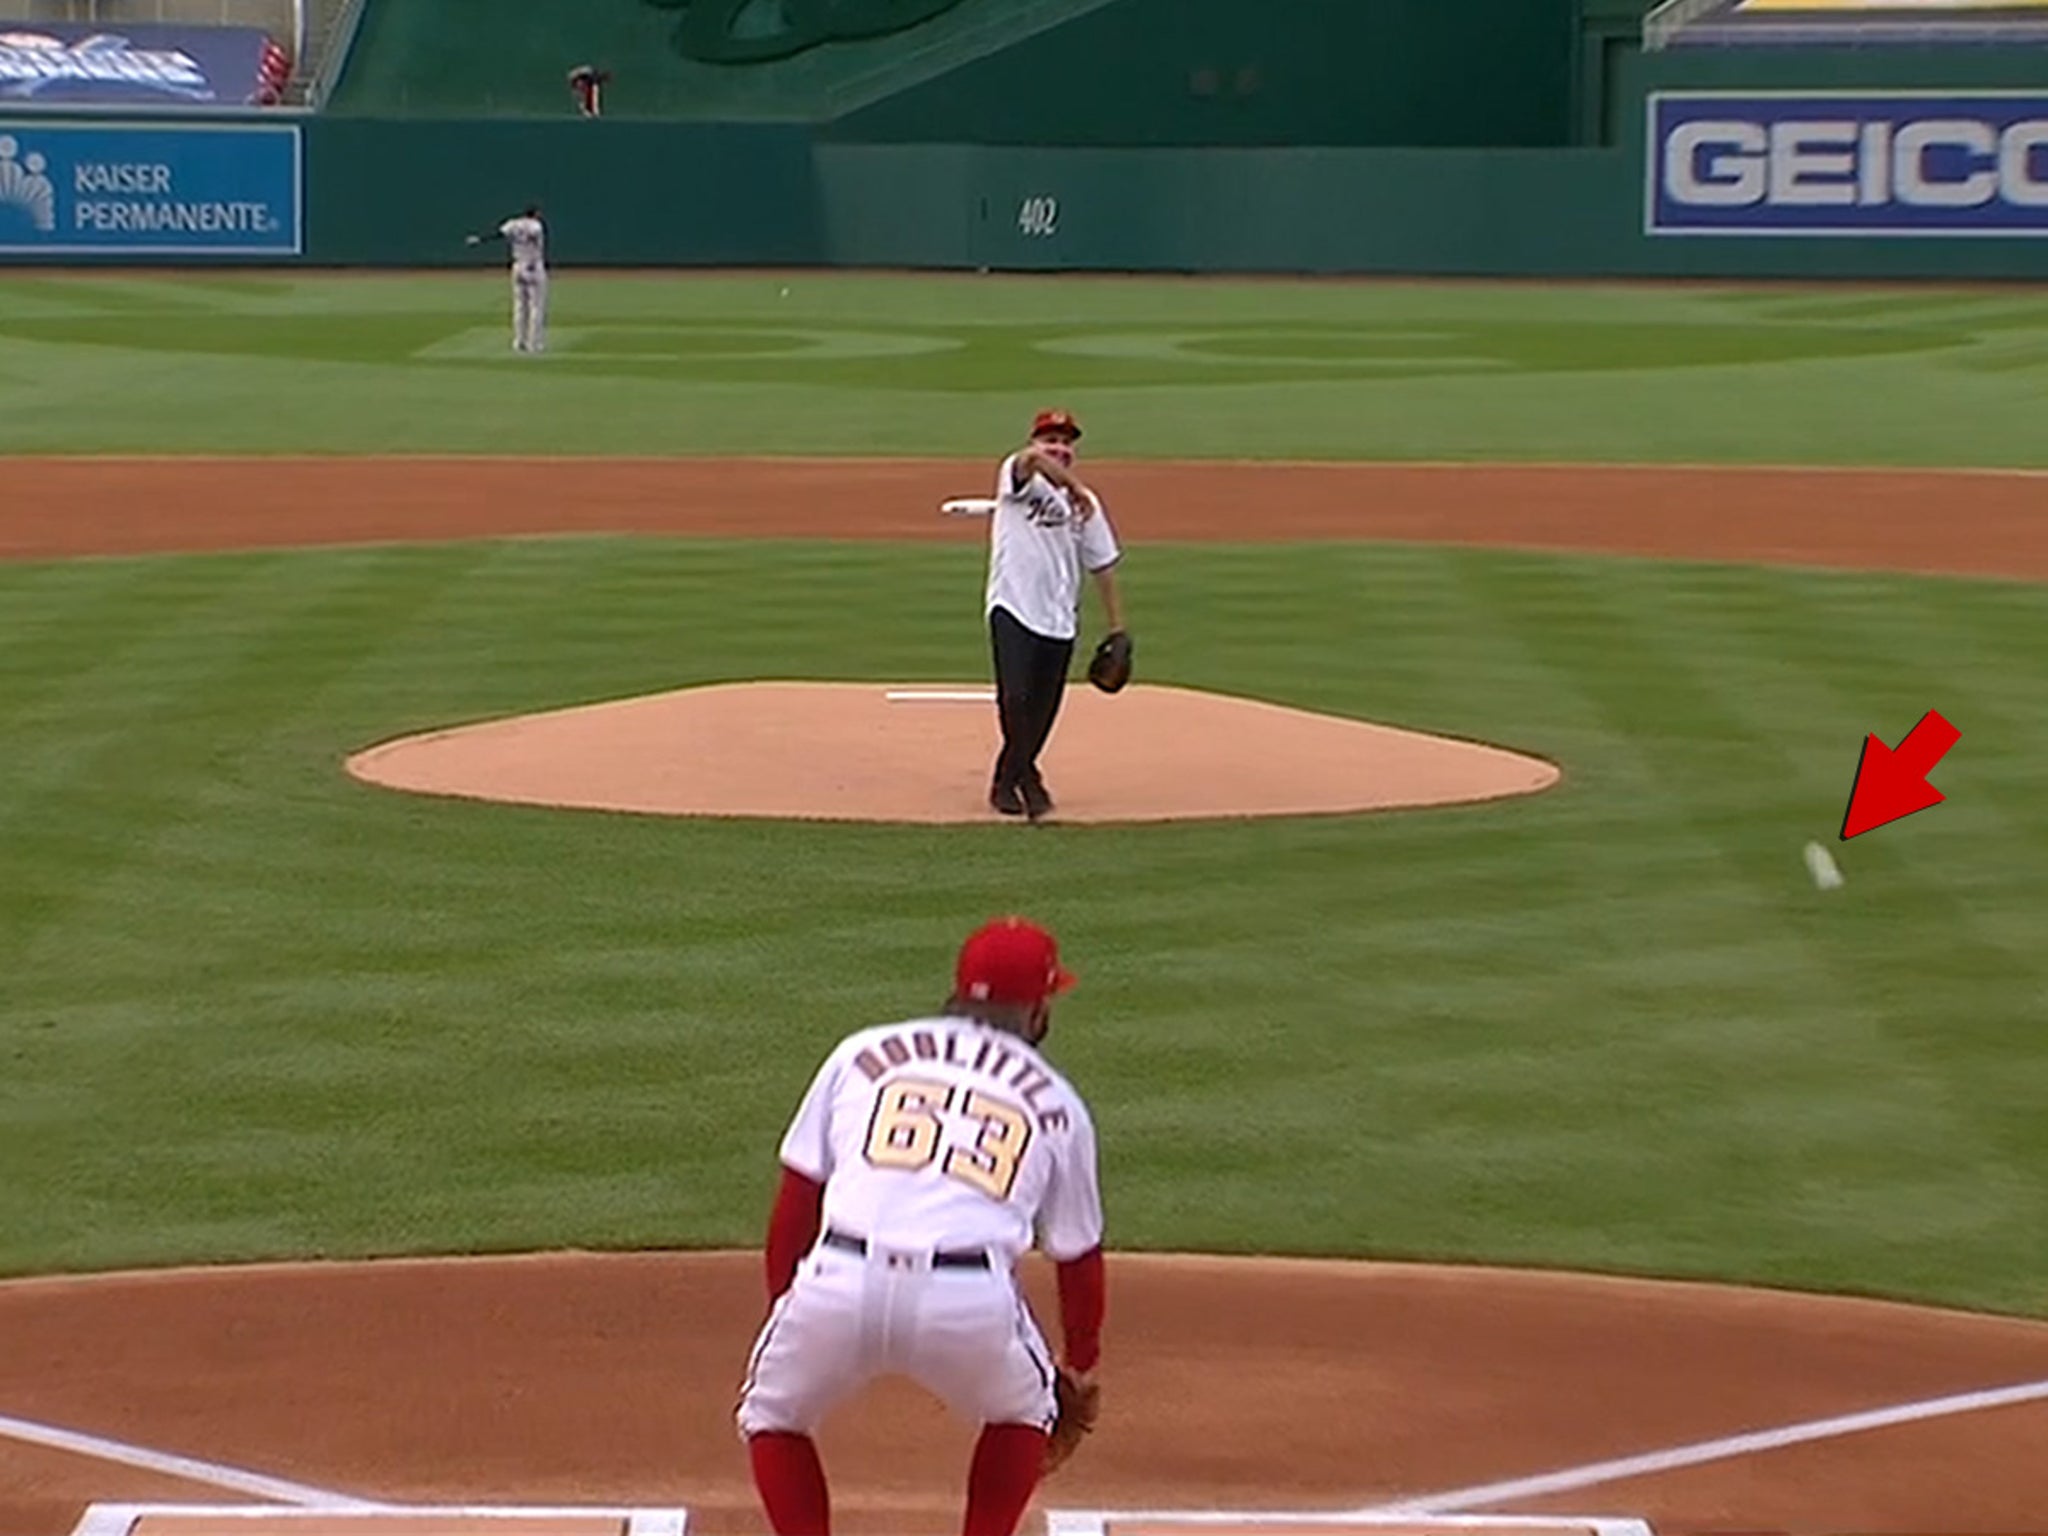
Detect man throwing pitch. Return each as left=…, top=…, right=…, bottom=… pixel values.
left=464, top=204, right=548, bottom=354
left=986, top=409, right=1128, bottom=821
left=737, top=916, right=1108, bottom=1536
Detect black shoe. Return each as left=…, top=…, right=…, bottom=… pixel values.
left=989, top=782, right=1026, bottom=816
left=1020, top=778, right=1054, bottom=822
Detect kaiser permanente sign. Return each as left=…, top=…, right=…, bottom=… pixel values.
left=1649, top=91, right=2048, bottom=236
left=0, top=122, right=300, bottom=256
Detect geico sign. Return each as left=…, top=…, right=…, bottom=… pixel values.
left=1666, top=118, right=2048, bottom=208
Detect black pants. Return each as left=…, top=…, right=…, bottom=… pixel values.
left=989, top=605, right=1073, bottom=792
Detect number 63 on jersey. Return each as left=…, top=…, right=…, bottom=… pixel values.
left=865, top=1078, right=1033, bottom=1201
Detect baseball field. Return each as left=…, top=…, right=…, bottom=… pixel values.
left=2, top=270, right=2047, bottom=1534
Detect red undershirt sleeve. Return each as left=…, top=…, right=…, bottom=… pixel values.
left=1053, top=1246, right=1106, bottom=1373
left=764, top=1166, right=824, bottom=1302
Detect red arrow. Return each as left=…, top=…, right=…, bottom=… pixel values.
left=1840, top=710, right=1959, bottom=840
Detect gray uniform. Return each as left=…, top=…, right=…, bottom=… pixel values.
left=499, top=215, right=547, bottom=353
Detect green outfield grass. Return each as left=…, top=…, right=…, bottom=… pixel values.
left=3, top=271, right=2043, bottom=1317
left=2, top=272, right=2048, bottom=462
left=2, top=536, right=2044, bottom=1316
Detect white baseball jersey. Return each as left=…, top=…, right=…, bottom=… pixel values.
left=738, top=1015, right=1101, bottom=1438
left=986, top=453, right=1121, bottom=643
left=499, top=215, right=546, bottom=277
left=779, top=1015, right=1103, bottom=1263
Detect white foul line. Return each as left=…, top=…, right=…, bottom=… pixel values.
left=0, top=1410, right=373, bottom=1507
left=1046, top=1514, right=1650, bottom=1536
left=885, top=689, right=995, bottom=703
left=70, top=1506, right=689, bottom=1536
left=1365, top=1375, right=2048, bottom=1514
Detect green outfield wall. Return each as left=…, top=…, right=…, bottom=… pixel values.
left=317, top=42, right=2048, bottom=283
left=813, top=147, right=2048, bottom=280
left=6, top=28, right=2048, bottom=279
left=811, top=144, right=1627, bottom=272
left=305, top=120, right=822, bottom=266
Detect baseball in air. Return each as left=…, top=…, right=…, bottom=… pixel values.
left=780, top=286, right=791, bottom=298
left=1803, top=840, right=1844, bottom=891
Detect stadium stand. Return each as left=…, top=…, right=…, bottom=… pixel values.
left=3, top=0, right=369, bottom=101
left=1645, top=0, right=2048, bottom=48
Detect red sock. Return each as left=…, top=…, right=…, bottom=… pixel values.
left=961, top=1423, right=1047, bottom=1536
left=748, top=1431, right=830, bottom=1536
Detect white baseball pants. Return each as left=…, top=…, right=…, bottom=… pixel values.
left=512, top=270, right=548, bottom=353
left=737, top=1237, right=1058, bottom=1437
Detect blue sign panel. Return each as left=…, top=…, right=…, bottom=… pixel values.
left=0, top=23, right=290, bottom=109
left=1648, top=91, right=2048, bottom=237
left=0, top=122, right=300, bottom=255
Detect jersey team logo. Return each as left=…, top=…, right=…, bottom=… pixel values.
left=0, top=133, right=56, bottom=232
left=1022, top=487, right=1074, bottom=528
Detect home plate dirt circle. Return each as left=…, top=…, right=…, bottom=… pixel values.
left=5, top=1253, right=2048, bottom=1536
left=344, top=682, right=1559, bottom=824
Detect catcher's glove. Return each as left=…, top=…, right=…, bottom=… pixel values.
left=1045, top=1366, right=1101, bottom=1475
left=1087, top=630, right=1133, bottom=694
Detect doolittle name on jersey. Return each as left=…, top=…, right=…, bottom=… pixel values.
left=850, top=1027, right=1073, bottom=1130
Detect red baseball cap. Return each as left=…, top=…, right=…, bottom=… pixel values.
left=956, top=917, right=1077, bottom=1006
left=1031, top=409, right=1082, bottom=442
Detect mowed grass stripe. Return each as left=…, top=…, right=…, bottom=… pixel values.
left=0, top=558, right=210, bottom=719
left=1777, top=579, right=2048, bottom=1284
left=1370, top=555, right=1886, bottom=1276
left=0, top=537, right=2044, bottom=1314
left=1456, top=553, right=2048, bottom=1303
left=0, top=541, right=1128, bottom=1264
left=1, top=547, right=494, bottom=972
left=4, top=273, right=2048, bottom=464
left=1623, top=561, right=2048, bottom=1049
left=0, top=555, right=315, bottom=935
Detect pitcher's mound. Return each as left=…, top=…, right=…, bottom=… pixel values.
left=347, top=682, right=1558, bottom=824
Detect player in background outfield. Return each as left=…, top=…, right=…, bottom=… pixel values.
left=464, top=205, right=548, bottom=354
left=737, top=917, right=1108, bottom=1536
left=986, top=409, right=1126, bottom=821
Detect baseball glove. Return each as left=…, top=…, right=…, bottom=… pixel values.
left=1044, top=1366, right=1101, bottom=1475
left=1087, top=631, right=1134, bottom=694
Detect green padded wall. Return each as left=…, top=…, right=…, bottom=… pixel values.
left=810, top=140, right=2048, bottom=279
left=306, top=120, right=821, bottom=264
left=17, top=4, right=2048, bottom=282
